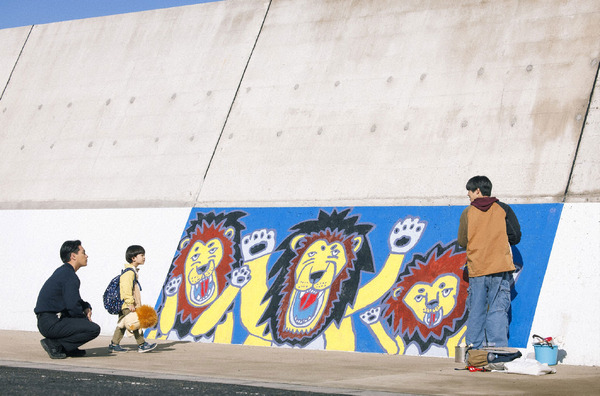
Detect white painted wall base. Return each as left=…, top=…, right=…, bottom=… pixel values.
left=0, top=208, right=190, bottom=337
left=526, top=203, right=600, bottom=366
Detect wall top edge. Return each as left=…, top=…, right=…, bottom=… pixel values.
left=0, top=195, right=585, bottom=210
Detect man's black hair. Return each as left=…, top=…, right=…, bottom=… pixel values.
left=60, top=240, right=82, bottom=263
left=466, top=175, right=492, bottom=197
left=126, top=245, right=145, bottom=263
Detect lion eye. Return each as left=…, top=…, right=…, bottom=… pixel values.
left=191, top=254, right=200, bottom=261
left=442, top=288, right=452, bottom=297
left=308, top=251, right=316, bottom=257
left=415, top=295, right=424, bottom=302
left=331, top=249, right=339, bottom=256
left=209, top=247, right=217, bottom=254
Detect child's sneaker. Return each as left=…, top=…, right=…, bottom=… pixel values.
left=108, top=342, right=128, bottom=353
left=138, top=342, right=157, bottom=353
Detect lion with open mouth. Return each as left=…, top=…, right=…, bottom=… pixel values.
left=283, top=230, right=357, bottom=336
left=260, top=209, right=426, bottom=350
left=148, top=211, right=249, bottom=342
left=260, top=209, right=374, bottom=347
left=360, top=241, right=469, bottom=356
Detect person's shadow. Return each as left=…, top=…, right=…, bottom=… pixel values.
left=83, top=341, right=181, bottom=357
left=508, top=246, right=523, bottom=327
left=510, top=246, right=523, bottom=298
left=557, top=348, right=568, bottom=363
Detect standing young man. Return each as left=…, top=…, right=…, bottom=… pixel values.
left=34, top=240, right=101, bottom=359
left=457, top=176, right=521, bottom=349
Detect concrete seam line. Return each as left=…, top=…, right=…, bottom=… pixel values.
left=0, top=25, right=34, bottom=102
left=563, top=58, right=600, bottom=202
left=195, top=1, right=273, bottom=204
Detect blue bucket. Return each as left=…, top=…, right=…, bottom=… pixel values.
left=534, top=344, right=558, bottom=365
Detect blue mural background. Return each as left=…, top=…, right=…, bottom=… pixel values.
left=151, top=203, right=562, bottom=352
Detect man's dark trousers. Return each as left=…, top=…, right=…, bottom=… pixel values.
left=37, top=313, right=100, bottom=352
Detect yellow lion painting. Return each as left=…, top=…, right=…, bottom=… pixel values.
left=253, top=209, right=426, bottom=350
left=146, top=211, right=249, bottom=342
left=360, top=241, right=468, bottom=357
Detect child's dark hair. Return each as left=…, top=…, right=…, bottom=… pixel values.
left=466, top=175, right=492, bottom=197
left=60, top=240, right=82, bottom=263
left=126, top=245, right=145, bottom=263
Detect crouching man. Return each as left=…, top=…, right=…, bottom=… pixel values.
left=34, top=240, right=101, bottom=358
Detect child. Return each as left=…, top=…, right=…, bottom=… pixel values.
left=108, top=245, right=157, bottom=353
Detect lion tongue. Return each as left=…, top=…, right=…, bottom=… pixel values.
left=426, top=311, right=437, bottom=327
left=200, top=278, right=209, bottom=297
left=300, top=291, right=317, bottom=311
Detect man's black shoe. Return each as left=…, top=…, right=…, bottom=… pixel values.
left=40, top=338, right=67, bottom=359
left=66, top=348, right=86, bottom=357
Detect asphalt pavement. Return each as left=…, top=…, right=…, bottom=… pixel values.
left=1, top=330, right=599, bottom=395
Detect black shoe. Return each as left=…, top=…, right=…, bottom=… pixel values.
left=40, top=338, right=66, bottom=359
left=66, top=348, right=86, bottom=357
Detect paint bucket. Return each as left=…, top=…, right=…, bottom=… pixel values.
left=534, top=344, right=558, bottom=366
left=455, top=345, right=468, bottom=363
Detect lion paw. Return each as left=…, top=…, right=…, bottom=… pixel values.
left=241, top=229, right=276, bottom=261
left=389, top=217, right=426, bottom=254
left=164, top=275, right=182, bottom=297
left=231, top=265, right=251, bottom=288
left=360, top=307, right=381, bottom=325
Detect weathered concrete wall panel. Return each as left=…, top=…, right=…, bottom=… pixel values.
left=569, top=69, right=600, bottom=201
left=1, top=1, right=598, bottom=208
left=200, top=0, right=600, bottom=206
left=0, top=26, right=30, bottom=97
left=0, top=1, right=267, bottom=208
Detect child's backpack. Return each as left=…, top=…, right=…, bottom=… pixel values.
left=103, top=268, right=136, bottom=314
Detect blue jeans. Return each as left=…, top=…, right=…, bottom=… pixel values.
left=465, top=272, right=511, bottom=349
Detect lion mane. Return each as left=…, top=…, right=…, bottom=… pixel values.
left=260, top=208, right=374, bottom=346
left=381, top=241, right=468, bottom=352
left=160, top=210, right=246, bottom=338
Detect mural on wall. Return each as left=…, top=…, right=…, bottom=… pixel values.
left=146, top=204, right=562, bottom=356
left=360, top=241, right=469, bottom=357
left=148, top=211, right=248, bottom=343
left=257, top=209, right=425, bottom=350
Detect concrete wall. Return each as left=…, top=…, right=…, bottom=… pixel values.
left=203, top=0, right=600, bottom=206
left=1, top=0, right=599, bottom=209
left=0, top=0, right=599, bottom=365
left=570, top=66, right=600, bottom=198
left=0, top=26, right=31, bottom=97
left=0, top=1, right=269, bottom=208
